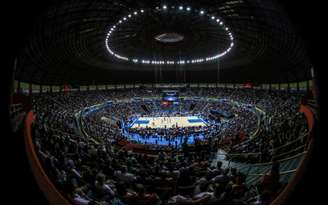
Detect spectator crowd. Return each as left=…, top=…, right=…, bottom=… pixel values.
left=30, top=87, right=309, bottom=205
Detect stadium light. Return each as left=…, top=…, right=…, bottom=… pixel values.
left=105, top=6, right=234, bottom=65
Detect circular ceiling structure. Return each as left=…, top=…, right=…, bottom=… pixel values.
left=154, top=33, right=185, bottom=44
left=14, top=0, right=312, bottom=84
left=105, top=5, right=234, bottom=65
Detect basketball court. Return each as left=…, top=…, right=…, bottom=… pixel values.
left=130, top=116, right=207, bottom=129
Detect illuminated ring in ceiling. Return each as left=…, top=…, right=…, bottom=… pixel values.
left=105, top=5, right=234, bottom=65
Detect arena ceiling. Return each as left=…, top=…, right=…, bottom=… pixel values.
left=14, top=0, right=312, bottom=85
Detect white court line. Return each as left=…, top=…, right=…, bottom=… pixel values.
left=131, top=116, right=207, bottom=129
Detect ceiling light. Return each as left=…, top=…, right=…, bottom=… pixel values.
left=105, top=6, right=234, bottom=64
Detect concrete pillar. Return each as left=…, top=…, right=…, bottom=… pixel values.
left=16, top=81, right=21, bottom=93
left=29, top=83, right=32, bottom=95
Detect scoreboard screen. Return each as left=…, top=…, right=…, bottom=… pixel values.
left=162, top=90, right=179, bottom=102
left=161, top=90, right=179, bottom=107
left=163, top=96, right=178, bottom=101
